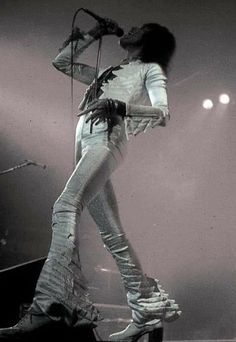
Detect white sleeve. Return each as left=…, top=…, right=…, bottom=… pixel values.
left=52, top=33, right=97, bottom=85
left=125, top=63, right=170, bottom=125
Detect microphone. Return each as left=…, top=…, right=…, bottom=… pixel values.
left=82, top=8, right=124, bottom=37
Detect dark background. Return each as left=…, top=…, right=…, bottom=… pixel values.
left=0, top=0, right=236, bottom=340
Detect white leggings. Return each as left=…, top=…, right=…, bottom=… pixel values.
left=32, top=116, right=157, bottom=327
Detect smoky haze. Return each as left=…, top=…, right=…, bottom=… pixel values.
left=0, top=0, right=236, bottom=340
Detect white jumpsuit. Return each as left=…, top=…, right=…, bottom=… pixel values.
left=32, top=32, right=170, bottom=328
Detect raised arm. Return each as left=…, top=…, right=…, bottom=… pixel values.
left=52, top=19, right=123, bottom=85
left=52, top=28, right=97, bottom=85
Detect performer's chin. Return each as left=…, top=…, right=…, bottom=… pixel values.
left=119, top=34, right=142, bottom=50
left=119, top=35, right=130, bottom=49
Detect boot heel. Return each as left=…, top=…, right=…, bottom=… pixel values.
left=148, top=327, right=163, bottom=342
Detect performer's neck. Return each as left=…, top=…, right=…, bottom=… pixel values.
left=126, top=47, right=141, bottom=60
left=121, top=49, right=141, bottom=65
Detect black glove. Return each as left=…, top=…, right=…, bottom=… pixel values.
left=79, top=98, right=126, bottom=120
left=59, top=27, right=85, bottom=51
left=88, top=18, right=122, bottom=40
left=78, top=98, right=126, bottom=134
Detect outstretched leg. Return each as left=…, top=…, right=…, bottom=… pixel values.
left=32, top=144, right=123, bottom=327
left=0, top=120, right=127, bottom=338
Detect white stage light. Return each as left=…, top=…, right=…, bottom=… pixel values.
left=219, top=94, right=230, bottom=104
left=202, top=99, right=213, bottom=109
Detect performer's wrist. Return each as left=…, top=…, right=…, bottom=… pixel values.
left=113, top=99, right=126, bottom=119
left=59, top=27, right=85, bottom=51
left=88, top=24, right=106, bottom=40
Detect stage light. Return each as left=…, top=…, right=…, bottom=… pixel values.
left=219, top=94, right=230, bottom=104
left=202, top=99, right=213, bottom=109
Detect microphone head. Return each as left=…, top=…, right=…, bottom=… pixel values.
left=117, top=27, right=124, bottom=37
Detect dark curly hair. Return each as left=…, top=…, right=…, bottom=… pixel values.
left=140, top=23, right=176, bottom=74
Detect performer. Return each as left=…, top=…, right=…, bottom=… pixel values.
left=0, top=13, right=181, bottom=342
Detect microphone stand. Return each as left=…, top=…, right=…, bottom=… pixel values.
left=0, top=160, right=46, bottom=175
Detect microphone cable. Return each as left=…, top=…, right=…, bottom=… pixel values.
left=70, top=8, right=103, bottom=123
left=69, top=12, right=108, bottom=341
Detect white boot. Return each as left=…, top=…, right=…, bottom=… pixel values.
left=109, top=319, right=163, bottom=342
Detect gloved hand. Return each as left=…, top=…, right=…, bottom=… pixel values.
left=78, top=98, right=126, bottom=123
left=88, top=18, right=122, bottom=39
left=59, top=27, right=85, bottom=51
left=77, top=98, right=126, bottom=134
left=60, top=17, right=122, bottom=51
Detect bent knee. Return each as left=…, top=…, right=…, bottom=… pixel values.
left=53, top=195, right=83, bottom=215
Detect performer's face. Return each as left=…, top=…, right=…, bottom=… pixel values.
left=119, top=26, right=145, bottom=50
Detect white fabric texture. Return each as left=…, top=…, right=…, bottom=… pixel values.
left=30, top=30, right=177, bottom=329
left=52, top=32, right=170, bottom=138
